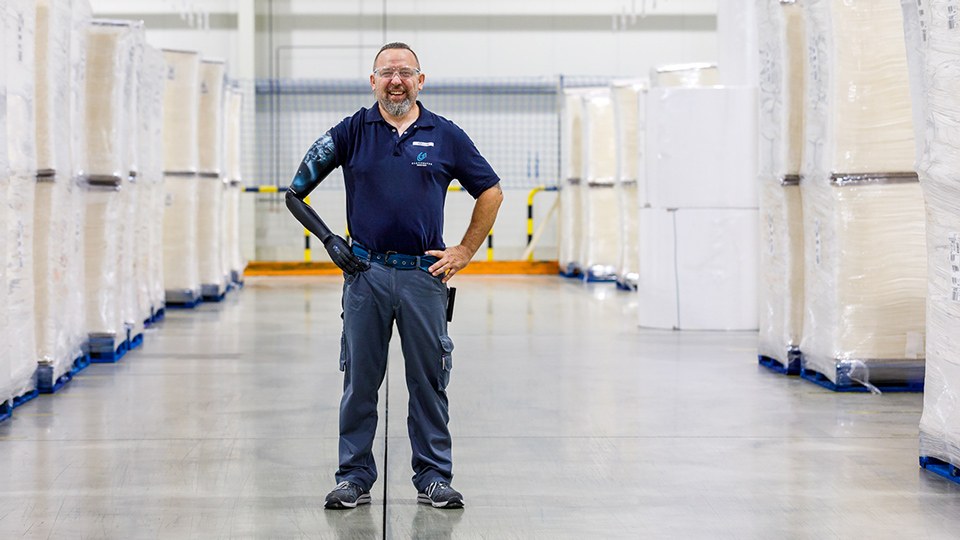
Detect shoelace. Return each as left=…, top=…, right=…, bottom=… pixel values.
left=425, top=481, right=449, bottom=497
left=333, top=481, right=353, bottom=492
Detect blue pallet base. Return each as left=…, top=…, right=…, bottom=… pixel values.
left=0, top=402, right=10, bottom=424
left=584, top=273, right=617, bottom=283
left=920, top=456, right=960, bottom=485
left=167, top=298, right=202, bottom=309
left=37, top=354, right=91, bottom=394
left=615, top=280, right=637, bottom=292
left=800, top=368, right=924, bottom=393
left=145, top=307, right=166, bottom=326
left=202, top=292, right=226, bottom=302
left=12, top=389, right=39, bottom=409
left=128, top=332, right=144, bottom=351
left=759, top=355, right=801, bottom=376
left=89, top=337, right=129, bottom=364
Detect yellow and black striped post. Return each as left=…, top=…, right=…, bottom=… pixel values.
left=486, top=229, right=494, bottom=262
left=303, top=195, right=312, bottom=262
left=526, top=186, right=545, bottom=261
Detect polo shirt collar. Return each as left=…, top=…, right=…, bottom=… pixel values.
left=364, top=101, right=437, bottom=128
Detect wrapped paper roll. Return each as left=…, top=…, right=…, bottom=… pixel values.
left=800, top=180, right=926, bottom=388
left=84, top=185, right=124, bottom=341
left=638, top=207, right=759, bottom=330
left=799, top=0, right=924, bottom=389
left=224, top=86, right=243, bottom=182
left=198, top=59, right=226, bottom=175
left=903, top=0, right=960, bottom=471
left=228, top=183, right=244, bottom=281
left=645, top=86, right=758, bottom=208
left=141, top=46, right=166, bottom=312
left=35, top=0, right=72, bottom=175
left=757, top=181, right=804, bottom=366
left=122, top=23, right=144, bottom=178
left=651, top=63, right=720, bottom=88
left=0, top=177, right=8, bottom=400
left=803, top=0, right=915, bottom=175
left=34, top=178, right=73, bottom=373
left=163, top=173, right=200, bottom=304
left=6, top=175, right=38, bottom=399
left=558, top=89, right=591, bottom=275
left=581, top=90, right=619, bottom=281
left=757, top=0, right=806, bottom=180
left=197, top=175, right=225, bottom=298
left=70, top=0, right=92, bottom=178
left=162, top=49, right=200, bottom=174
left=85, top=20, right=133, bottom=183
left=63, top=177, right=87, bottom=368
left=5, top=0, right=37, bottom=179
left=755, top=0, right=806, bottom=367
left=611, top=80, right=646, bottom=288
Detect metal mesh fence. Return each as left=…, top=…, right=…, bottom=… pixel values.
left=238, top=76, right=614, bottom=190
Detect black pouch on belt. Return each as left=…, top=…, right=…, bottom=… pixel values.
left=446, top=287, right=457, bottom=322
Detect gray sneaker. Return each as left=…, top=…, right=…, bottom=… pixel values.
left=417, top=481, right=464, bottom=509
left=324, top=481, right=371, bottom=509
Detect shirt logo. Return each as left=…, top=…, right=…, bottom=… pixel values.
left=412, top=151, right=433, bottom=168
left=412, top=141, right=434, bottom=147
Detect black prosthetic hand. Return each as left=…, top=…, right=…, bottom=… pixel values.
left=285, top=189, right=366, bottom=275
left=323, top=235, right=366, bottom=274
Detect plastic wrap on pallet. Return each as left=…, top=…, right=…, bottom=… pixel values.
left=905, top=0, right=960, bottom=467
left=757, top=0, right=806, bottom=180
left=611, top=80, right=646, bottom=287
left=800, top=182, right=926, bottom=387
left=197, top=175, right=225, bottom=297
left=198, top=60, right=226, bottom=175
left=5, top=175, right=38, bottom=399
left=84, top=185, right=124, bottom=341
left=645, top=85, right=758, bottom=208
left=799, top=0, right=925, bottom=389
left=558, top=89, right=590, bottom=274
left=0, top=180, right=8, bottom=400
left=63, top=177, right=87, bottom=373
left=140, top=46, right=166, bottom=312
left=224, top=85, right=243, bottom=182
left=756, top=0, right=806, bottom=365
left=580, top=90, right=619, bottom=280
left=163, top=173, right=200, bottom=303
left=803, top=0, right=915, bottom=174
left=121, top=177, right=144, bottom=339
left=69, top=0, right=91, bottom=179
left=85, top=20, right=132, bottom=183
left=162, top=49, right=201, bottom=174
left=122, top=23, right=144, bottom=179
left=227, top=183, right=244, bottom=279
left=5, top=0, right=37, bottom=179
left=637, top=207, right=759, bottom=330
left=650, top=63, right=720, bottom=88
left=758, top=181, right=804, bottom=363
left=35, top=0, right=72, bottom=176
left=34, top=177, right=75, bottom=374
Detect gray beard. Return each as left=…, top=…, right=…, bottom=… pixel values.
left=379, top=95, right=412, bottom=117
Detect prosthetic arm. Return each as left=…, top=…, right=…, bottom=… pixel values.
left=285, top=133, right=366, bottom=274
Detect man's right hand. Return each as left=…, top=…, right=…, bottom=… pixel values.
left=323, top=235, right=367, bottom=274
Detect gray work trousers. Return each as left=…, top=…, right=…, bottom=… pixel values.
left=336, top=261, right=454, bottom=492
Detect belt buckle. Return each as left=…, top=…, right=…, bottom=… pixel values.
left=385, top=250, right=398, bottom=265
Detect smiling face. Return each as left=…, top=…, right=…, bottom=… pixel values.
left=370, top=48, right=424, bottom=118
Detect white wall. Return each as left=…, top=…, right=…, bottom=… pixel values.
left=90, top=0, right=722, bottom=262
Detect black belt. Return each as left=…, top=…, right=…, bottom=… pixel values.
left=351, top=243, right=438, bottom=272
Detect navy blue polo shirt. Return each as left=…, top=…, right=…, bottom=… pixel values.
left=328, top=102, right=500, bottom=256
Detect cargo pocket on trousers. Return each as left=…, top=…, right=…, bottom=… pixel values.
left=438, top=335, right=454, bottom=390
left=339, top=332, right=348, bottom=372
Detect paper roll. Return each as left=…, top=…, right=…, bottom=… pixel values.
left=162, top=49, right=200, bottom=173
left=198, top=60, right=226, bottom=175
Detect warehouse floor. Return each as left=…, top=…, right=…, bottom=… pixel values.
left=1, top=275, right=959, bottom=538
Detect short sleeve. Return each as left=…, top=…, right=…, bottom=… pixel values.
left=450, top=126, right=501, bottom=199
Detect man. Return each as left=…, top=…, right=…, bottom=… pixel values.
left=285, top=42, right=503, bottom=510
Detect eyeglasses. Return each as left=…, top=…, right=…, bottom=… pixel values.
left=373, top=66, right=421, bottom=80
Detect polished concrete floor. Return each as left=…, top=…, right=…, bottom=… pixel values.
left=1, top=275, right=959, bottom=539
